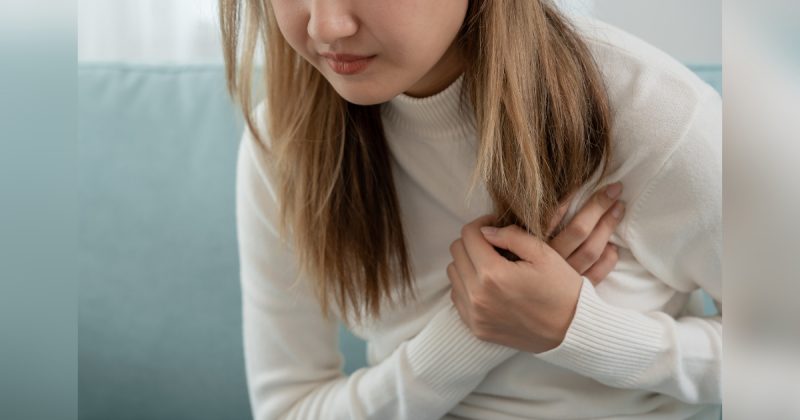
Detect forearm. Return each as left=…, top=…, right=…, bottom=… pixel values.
left=535, top=277, right=722, bottom=404
left=245, top=300, right=516, bottom=420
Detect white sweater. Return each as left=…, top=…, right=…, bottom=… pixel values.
left=236, top=16, right=722, bottom=420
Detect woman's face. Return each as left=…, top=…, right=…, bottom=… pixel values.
left=270, top=0, right=470, bottom=105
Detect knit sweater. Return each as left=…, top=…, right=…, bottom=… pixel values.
left=236, top=15, right=722, bottom=420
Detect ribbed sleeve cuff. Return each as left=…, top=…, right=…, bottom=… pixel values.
left=406, top=302, right=517, bottom=400
left=535, top=277, right=668, bottom=388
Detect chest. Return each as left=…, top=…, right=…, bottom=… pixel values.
left=354, top=140, right=688, bottom=363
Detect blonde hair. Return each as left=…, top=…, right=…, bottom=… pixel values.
left=219, top=0, right=612, bottom=326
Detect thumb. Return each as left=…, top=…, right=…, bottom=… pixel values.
left=480, top=224, right=545, bottom=262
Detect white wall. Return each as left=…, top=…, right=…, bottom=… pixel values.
left=77, top=0, right=720, bottom=66
left=592, top=0, right=721, bottom=64
left=78, top=0, right=222, bottom=64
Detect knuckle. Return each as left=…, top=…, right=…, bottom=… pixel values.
left=449, top=239, right=461, bottom=255
left=460, top=223, right=470, bottom=237
left=582, top=247, right=602, bottom=263
left=604, top=245, right=619, bottom=262
left=569, top=251, right=592, bottom=270
left=572, top=254, right=591, bottom=270
left=583, top=271, right=597, bottom=283
left=594, top=188, right=613, bottom=205
left=603, top=208, right=623, bottom=226
left=482, top=276, right=499, bottom=291
left=567, top=222, right=591, bottom=240
left=584, top=263, right=605, bottom=280
left=468, top=294, right=482, bottom=310
left=587, top=273, right=602, bottom=285
left=475, top=267, right=498, bottom=287
left=469, top=291, right=491, bottom=311
left=471, top=313, right=491, bottom=334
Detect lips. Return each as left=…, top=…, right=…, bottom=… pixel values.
left=320, top=52, right=376, bottom=75
left=319, top=52, right=373, bottom=62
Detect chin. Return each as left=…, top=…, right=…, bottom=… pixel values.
left=342, top=96, right=385, bottom=106
left=329, top=80, right=398, bottom=106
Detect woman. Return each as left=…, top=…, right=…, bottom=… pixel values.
left=221, top=0, right=722, bottom=418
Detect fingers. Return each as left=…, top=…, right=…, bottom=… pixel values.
left=480, top=223, right=546, bottom=263
left=447, top=262, right=469, bottom=311
left=460, top=214, right=508, bottom=274
left=549, top=182, right=623, bottom=258
left=582, top=243, right=619, bottom=285
left=565, top=200, right=626, bottom=274
left=449, top=238, right=476, bottom=285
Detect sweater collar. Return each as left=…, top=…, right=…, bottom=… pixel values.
left=381, top=73, right=476, bottom=140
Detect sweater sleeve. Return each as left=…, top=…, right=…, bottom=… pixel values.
left=534, top=86, right=722, bottom=404
left=236, top=125, right=516, bottom=420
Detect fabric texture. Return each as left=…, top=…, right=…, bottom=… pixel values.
left=237, top=15, right=722, bottom=420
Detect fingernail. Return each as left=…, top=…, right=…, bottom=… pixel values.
left=612, top=201, right=625, bottom=219
left=606, top=182, right=623, bottom=199
left=480, top=226, right=498, bottom=236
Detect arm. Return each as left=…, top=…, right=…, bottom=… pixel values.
left=534, top=86, right=722, bottom=404
left=236, top=126, right=516, bottom=420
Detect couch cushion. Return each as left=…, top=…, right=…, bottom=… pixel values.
left=79, top=64, right=250, bottom=420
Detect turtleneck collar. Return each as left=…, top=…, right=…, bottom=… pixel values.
left=381, top=73, right=476, bottom=140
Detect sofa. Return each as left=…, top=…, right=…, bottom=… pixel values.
left=77, top=63, right=721, bottom=419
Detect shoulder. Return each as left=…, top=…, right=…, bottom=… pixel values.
left=238, top=99, right=271, bottom=156
left=567, top=15, right=721, bottom=203
left=561, top=17, right=720, bottom=264
left=569, top=14, right=720, bottom=140
left=236, top=100, right=279, bottom=206
left=569, top=15, right=716, bottom=102
left=237, top=100, right=272, bottom=174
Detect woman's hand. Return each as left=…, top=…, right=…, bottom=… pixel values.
left=548, top=182, right=626, bottom=285
left=446, top=183, right=626, bottom=353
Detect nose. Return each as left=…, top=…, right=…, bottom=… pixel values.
left=307, top=0, right=359, bottom=45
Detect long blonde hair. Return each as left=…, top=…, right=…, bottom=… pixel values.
left=220, top=0, right=611, bottom=326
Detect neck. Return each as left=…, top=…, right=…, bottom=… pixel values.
left=403, top=43, right=465, bottom=98
left=382, top=72, right=475, bottom=141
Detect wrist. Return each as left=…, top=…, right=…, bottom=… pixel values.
left=534, top=274, right=584, bottom=353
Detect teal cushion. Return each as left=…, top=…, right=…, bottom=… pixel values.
left=78, top=63, right=721, bottom=420
left=79, top=64, right=250, bottom=420
left=689, top=64, right=722, bottom=94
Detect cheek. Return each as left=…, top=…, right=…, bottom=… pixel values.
left=386, top=2, right=468, bottom=63
left=270, top=1, right=311, bottom=58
